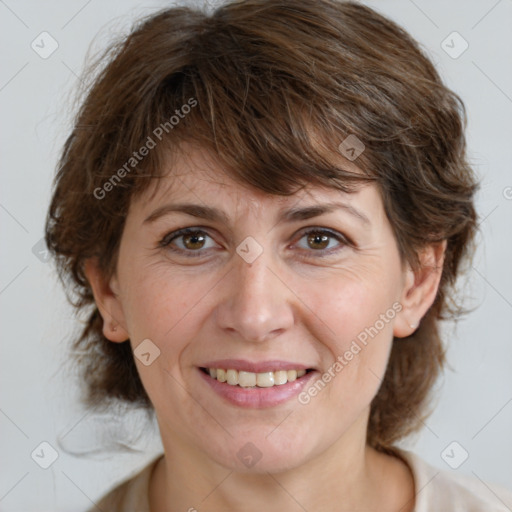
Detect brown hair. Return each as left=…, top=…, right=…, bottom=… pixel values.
left=45, top=0, right=478, bottom=452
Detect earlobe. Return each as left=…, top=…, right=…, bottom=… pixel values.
left=83, top=258, right=130, bottom=342
left=393, top=240, right=447, bottom=338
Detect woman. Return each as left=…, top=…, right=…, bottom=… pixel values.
left=45, top=0, right=512, bottom=510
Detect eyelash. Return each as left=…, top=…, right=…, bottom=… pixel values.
left=158, top=226, right=352, bottom=259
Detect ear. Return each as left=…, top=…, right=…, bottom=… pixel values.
left=393, top=240, right=447, bottom=338
left=83, top=258, right=130, bottom=342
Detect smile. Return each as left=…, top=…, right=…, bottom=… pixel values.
left=201, top=367, right=311, bottom=388
left=197, top=362, right=318, bottom=408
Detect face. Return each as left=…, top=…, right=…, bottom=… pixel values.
left=88, top=144, right=440, bottom=474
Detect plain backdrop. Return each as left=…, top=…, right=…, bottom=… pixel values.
left=1, top=0, right=511, bottom=510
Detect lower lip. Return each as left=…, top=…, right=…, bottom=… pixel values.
left=197, top=368, right=318, bottom=409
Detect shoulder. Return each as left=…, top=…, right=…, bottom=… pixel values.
left=86, top=455, right=162, bottom=512
left=395, top=448, right=512, bottom=511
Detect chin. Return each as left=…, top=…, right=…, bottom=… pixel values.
left=204, top=430, right=315, bottom=474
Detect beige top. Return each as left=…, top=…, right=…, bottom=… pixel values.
left=88, top=449, right=512, bottom=511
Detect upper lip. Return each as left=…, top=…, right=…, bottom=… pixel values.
left=200, top=359, right=314, bottom=373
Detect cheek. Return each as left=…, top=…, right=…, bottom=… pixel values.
left=121, top=268, right=218, bottom=359
left=122, top=272, right=215, bottom=409
left=302, top=267, right=399, bottom=346
left=298, top=271, right=398, bottom=401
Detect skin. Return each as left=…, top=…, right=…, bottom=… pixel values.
left=85, top=143, right=446, bottom=512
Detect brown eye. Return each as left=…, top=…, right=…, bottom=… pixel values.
left=306, top=232, right=330, bottom=250
left=182, top=232, right=207, bottom=250
left=294, top=228, right=349, bottom=256
left=160, top=228, right=218, bottom=256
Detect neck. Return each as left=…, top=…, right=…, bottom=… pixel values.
left=149, top=414, right=415, bottom=511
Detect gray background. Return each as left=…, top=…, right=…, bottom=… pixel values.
left=1, top=0, right=511, bottom=510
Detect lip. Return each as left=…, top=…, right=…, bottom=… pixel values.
left=200, top=359, right=314, bottom=373
left=197, top=366, right=318, bottom=409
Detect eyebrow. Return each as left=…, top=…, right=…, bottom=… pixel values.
left=143, top=201, right=370, bottom=226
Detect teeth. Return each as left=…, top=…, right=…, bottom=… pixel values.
left=238, top=371, right=256, bottom=387
left=256, top=372, right=274, bottom=387
left=274, top=370, right=288, bottom=385
left=226, top=369, right=238, bottom=385
left=287, top=370, right=297, bottom=382
left=205, top=368, right=308, bottom=387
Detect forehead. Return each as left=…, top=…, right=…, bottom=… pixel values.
left=131, top=142, right=373, bottom=216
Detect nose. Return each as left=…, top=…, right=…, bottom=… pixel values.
left=214, top=250, right=295, bottom=343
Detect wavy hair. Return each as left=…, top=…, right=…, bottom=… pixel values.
left=45, top=0, right=478, bottom=451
